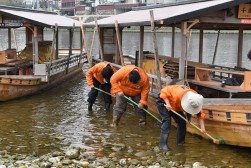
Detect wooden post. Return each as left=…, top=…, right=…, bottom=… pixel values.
left=12, top=28, right=18, bottom=52
left=179, top=21, right=186, bottom=80
left=237, top=26, right=243, bottom=67
left=95, top=18, right=104, bottom=61
left=8, top=28, right=11, bottom=49
left=34, top=26, right=38, bottom=65
left=66, top=24, right=74, bottom=74
left=56, top=26, right=59, bottom=59
left=212, top=30, right=220, bottom=65
left=79, top=17, right=91, bottom=66
left=150, top=10, right=162, bottom=91
left=48, top=24, right=58, bottom=75
left=89, top=27, right=96, bottom=59
left=138, top=26, right=144, bottom=67
left=171, top=25, right=175, bottom=57
left=199, top=28, right=203, bottom=63
left=115, top=20, right=124, bottom=66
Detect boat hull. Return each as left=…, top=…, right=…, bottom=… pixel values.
left=147, top=96, right=251, bottom=147
left=0, top=64, right=83, bottom=101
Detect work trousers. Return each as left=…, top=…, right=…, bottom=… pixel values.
left=156, top=97, right=187, bottom=144
left=113, top=94, right=146, bottom=122
left=87, top=77, right=112, bottom=104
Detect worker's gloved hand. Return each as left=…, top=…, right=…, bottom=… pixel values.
left=200, top=126, right=206, bottom=134
left=138, top=103, right=144, bottom=109
left=165, top=105, right=172, bottom=111
left=117, top=91, right=124, bottom=97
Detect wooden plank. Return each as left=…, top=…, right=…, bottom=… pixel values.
left=196, top=67, right=245, bottom=75
left=150, top=10, right=162, bottom=91
left=114, top=20, right=124, bottom=66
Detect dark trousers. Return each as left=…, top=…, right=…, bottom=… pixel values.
left=156, top=97, right=187, bottom=144
left=87, top=77, right=112, bottom=104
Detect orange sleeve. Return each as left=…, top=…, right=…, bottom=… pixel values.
left=140, top=76, right=150, bottom=105
left=110, top=68, right=124, bottom=94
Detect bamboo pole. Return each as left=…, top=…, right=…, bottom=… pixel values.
left=114, top=20, right=124, bottom=66
left=150, top=10, right=162, bottom=91
left=95, top=18, right=104, bottom=61
left=79, top=17, right=91, bottom=67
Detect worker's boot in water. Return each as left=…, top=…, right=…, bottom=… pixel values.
left=138, top=111, right=146, bottom=125
left=105, top=103, right=110, bottom=112
left=111, top=115, right=121, bottom=127
left=88, top=103, right=93, bottom=111
left=160, top=133, right=171, bottom=152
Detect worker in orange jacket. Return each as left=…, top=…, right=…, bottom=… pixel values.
left=110, top=65, right=150, bottom=127
left=86, top=62, right=116, bottom=111
left=156, top=85, right=206, bottom=152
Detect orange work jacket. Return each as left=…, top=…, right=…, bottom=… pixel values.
left=110, top=65, right=150, bottom=105
left=160, top=85, right=205, bottom=119
left=86, top=62, right=116, bottom=87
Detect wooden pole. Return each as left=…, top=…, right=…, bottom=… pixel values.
left=171, top=25, right=175, bottom=57
left=115, top=20, right=124, bottom=66
left=237, top=26, right=243, bottom=67
left=12, top=28, right=19, bottom=52
left=79, top=17, right=91, bottom=66
left=199, top=28, right=203, bottom=63
left=89, top=27, right=96, bottom=59
left=138, top=26, right=144, bottom=67
left=179, top=22, right=186, bottom=80
left=212, top=30, right=220, bottom=65
left=48, top=24, right=58, bottom=75
left=95, top=18, right=104, bottom=61
left=66, top=24, right=74, bottom=74
left=150, top=10, right=162, bottom=91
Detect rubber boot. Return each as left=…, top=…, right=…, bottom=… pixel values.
left=111, top=115, right=121, bottom=128
left=88, top=103, right=93, bottom=111
left=177, top=122, right=186, bottom=145
left=160, top=133, right=170, bottom=152
left=138, top=111, right=146, bottom=126
left=105, top=103, right=110, bottom=112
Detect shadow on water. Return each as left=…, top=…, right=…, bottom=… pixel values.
left=0, top=65, right=250, bottom=167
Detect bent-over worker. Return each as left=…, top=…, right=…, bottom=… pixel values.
left=86, top=62, right=116, bottom=111
left=156, top=85, right=206, bottom=152
left=110, top=65, right=150, bottom=127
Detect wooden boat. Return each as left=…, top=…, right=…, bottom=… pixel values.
left=85, top=0, right=251, bottom=147
left=0, top=5, right=86, bottom=101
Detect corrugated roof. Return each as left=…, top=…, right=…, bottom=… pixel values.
left=0, top=6, right=80, bottom=28
left=85, top=0, right=251, bottom=27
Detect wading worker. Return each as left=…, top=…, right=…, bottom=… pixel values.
left=110, top=65, right=150, bottom=127
left=86, top=62, right=116, bottom=111
left=156, top=85, right=206, bottom=152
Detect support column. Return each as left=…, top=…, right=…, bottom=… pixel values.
left=179, top=22, right=186, bottom=80
left=199, top=28, right=203, bottom=63
left=237, top=26, right=243, bottom=67
left=138, top=26, right=144, bottom=67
